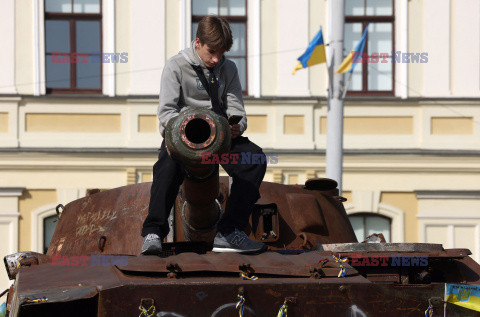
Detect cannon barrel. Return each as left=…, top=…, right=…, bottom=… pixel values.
left=164, top=108, right=231, bottom=246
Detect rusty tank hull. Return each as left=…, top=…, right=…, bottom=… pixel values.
left=4, top=179, right=480, bottom=316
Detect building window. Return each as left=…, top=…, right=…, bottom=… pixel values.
left=45, top=0, right=102, bottom=94
left=349, top=213, right=391, bottom=242
left=191, top=0, right=248, bottom=95
left=43, top=214, right=58, bottom=253
left=345, top=0, right=394, bottom=95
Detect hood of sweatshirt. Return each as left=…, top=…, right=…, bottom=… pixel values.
left=180, top=41, right=226, bottom=74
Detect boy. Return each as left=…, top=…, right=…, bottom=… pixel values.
left=141, top=16, right=267, bottom=254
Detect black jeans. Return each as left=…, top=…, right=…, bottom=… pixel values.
left=141, top=136, right=267, bottom=239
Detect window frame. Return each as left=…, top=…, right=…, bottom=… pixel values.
left=345, top=0, right=395, bottom=96
left=44, top=0, right=103, bottom=94
left=191, top=0, right=248, bottom=95
left=348, top=212, right=392, bottom=242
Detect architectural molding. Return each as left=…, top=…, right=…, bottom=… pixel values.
left=0, top=218, right=18, bottom=254
left=0, top=213, right=21, bottom=217
left=418, top=221, right=480, bottom=262
left=272, top=169, right=283, bottom=183
left=0, top=188, right=25, bottom=197
left=415, top=190, right=480, bottom=199
left=126, top=168, right=137, bottom=185
left=417, top=215, right=480, bottom=219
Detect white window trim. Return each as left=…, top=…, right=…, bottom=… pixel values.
left=344, top=200, right=405, bottom=242
left=103, top=0, right=115, bottom=96
left=31, top=203, right=59, bottom=253
left=35, top=0, right=46, bottom=95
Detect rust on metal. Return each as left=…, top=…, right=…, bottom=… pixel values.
left=179, top=113, right=216, bottom=150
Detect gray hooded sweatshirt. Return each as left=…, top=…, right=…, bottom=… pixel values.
left=157, top=43, right=247, bottom=137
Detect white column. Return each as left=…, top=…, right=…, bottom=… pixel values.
left=399, top=0, right=408, bottom=99
left=181, top=0, right=187, bottom=50
left=423, top=0, right=451, bottom=96
left=248, top=0, right=261, bottom=97
left=0, top=188, right=24, bottom=290
left=103, top=0, right=116, bottom=96
left=0, top=0, right=17, bottom=94
left=129, top=0, right=165, bottom=95
left=276, top=0, right=310, bottom=96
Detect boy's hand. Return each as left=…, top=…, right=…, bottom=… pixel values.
left=230, top=124, right=240, bottom=139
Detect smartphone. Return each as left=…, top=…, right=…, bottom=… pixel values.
left=228, top=115, right=243, bottom=125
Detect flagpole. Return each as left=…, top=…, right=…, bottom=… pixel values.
left=342, top=71, right=353, bottom=99
left=326, top=0, right=345, bottom=194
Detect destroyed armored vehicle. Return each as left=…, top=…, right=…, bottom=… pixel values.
left=3, top=109, right=480, bottom=316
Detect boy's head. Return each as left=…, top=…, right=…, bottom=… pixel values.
left=195, top=16, right=233, bottom=53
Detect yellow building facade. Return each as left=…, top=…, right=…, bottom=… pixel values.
left=1, top=0, right=480, bottom=290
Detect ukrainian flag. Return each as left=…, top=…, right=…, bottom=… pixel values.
left=445, top=284, right=480, bottom=312
left=292, top=28, right=327, bottom=75
left=335, top=24, right=369, bottom=74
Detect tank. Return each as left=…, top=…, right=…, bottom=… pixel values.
left=3, top=109, right=480, bottom=316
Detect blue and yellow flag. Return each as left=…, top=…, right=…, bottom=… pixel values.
left=292, top=28, right=327, bottom=75
left=445, top=284, right=480, bottom=312
left=335, top=24, right=370, bottom=74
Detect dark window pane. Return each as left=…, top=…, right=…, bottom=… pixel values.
left=73, top=0, right=101, bottom=13
left=220, top=0, right=246, bottom=16
left=229, top=57, right=246, bottom=89
left=46, top=55, right=71, bottom=88
left=192, top=0, right=218, bottom=15
left=192, top=22, right=199, bottom=41
left=366, top=0, right=393, bottom=16
left=76, top=21, right=101, bottom=53
left=345, top=0, right=365, bottom=16
left=229, top=23, right=246, bottom=55
left=46, top=20, right=70, bottom=53
left=43, top=215, right=58, bottom=254
left=76, top=55, right=101, bottom=88
left=45, top=0, right=72, bottom=13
